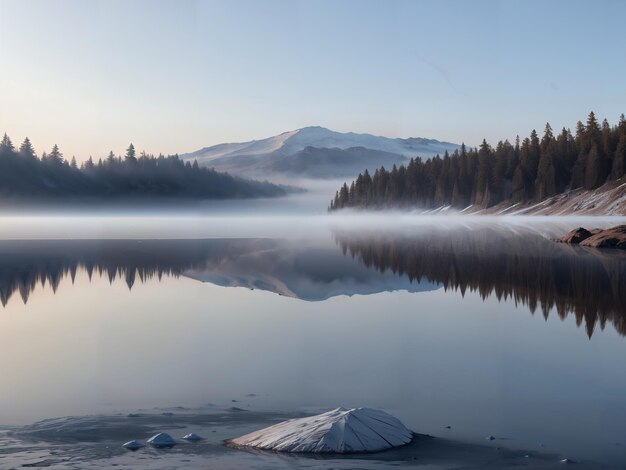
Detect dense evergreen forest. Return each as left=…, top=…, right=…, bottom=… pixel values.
left=0, top=136, right=286, bottom=201
left=329, top=112, right=626, bottom=211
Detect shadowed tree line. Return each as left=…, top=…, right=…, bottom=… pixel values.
left=0, top=239, right=278, bottom=306
left=330, top=112, right=626, bottom=210
left=333, top=228, right=626, bottom=338
left=0, top=137, right=286, bottom=200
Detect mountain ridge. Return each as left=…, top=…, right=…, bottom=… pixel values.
left=181, top=126, right=459, bottom=178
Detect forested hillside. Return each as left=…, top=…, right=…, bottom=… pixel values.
left=0, top=137, right=286, bottom=200
left=329, top=112, right=626, bottom=211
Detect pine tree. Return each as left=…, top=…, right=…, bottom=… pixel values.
left=0, top=133, right=14, bottom=152
left=492, top=141, right=508, bottom=203
left=535, top=146, right=557, bottom=200
left=474, top=139, right=492, bottom=206
left=540, top=123, right=554, bottom=152
left=48, top=144, right=64, bottom=165
left=527, top=129, right=541, bottom=184
left=125, top=143, right=137, bottom=163
left=106, top=151, right=116, bottom=166
left=339, top=183, right=349, bottom=208
left=84, top=156, right=95, bottom=171
left=602, top=118, right=612, bottom=162
left=583, top=144, right=606, bottom=189
left=19, top=137, right=36, bottom=159
left=611, top=133, right=626, bottom=179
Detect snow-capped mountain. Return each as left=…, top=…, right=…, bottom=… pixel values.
left=181, top=126, right=459, bottom=178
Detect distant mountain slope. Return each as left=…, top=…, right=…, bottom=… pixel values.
left=263, top=146, right=409, bottom=178
left=181, top=126, right=458, bottom=178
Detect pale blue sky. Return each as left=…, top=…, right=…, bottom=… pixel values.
left=0, top=0, right=625, bottom=160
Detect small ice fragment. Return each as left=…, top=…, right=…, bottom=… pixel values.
left=127, top=413, right=141, bottom=418
left=122, top=440, right=145, bottom=451
left=560, top=458, right=573, bottom=464
left=445, top=425, right=451, bottom=429
left=147, top=432, right=177, bottom=448
left=182, top=433, right=204, bottom=442
left=486, top=435, right=496, bottom=441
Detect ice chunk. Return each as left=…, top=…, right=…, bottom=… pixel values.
left=122, top=440, right=145, bottom=451
left=147, top=432, right=176, bottom=448
left=182, top=433, right=204, bottom=442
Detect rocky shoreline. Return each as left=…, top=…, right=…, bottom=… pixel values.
left=557, top=225, right=626, bottom=249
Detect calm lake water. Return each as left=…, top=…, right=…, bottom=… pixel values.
left=0, top=214, right=625, bottom=468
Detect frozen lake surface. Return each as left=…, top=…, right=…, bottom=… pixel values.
left=0, top=213, right=625, bottom=468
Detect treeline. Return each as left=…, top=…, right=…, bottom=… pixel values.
left=329, top=112, right=626, bottom=210
left=0, top=136, right=286, bottom=200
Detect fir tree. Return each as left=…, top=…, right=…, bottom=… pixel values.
left=48, top=144, right=64, bottom=165
left=19, top=137, right=36, bottom=159
left=611, top=133, right=626, bottom=180
left=125, top=143, right=137, bottom=163
left=0, top=133, right=14, bottom=152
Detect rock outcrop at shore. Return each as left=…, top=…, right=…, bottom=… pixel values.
left=558, top=227, right=595, bottom=244
left=558, top=225, right=626, bottom=249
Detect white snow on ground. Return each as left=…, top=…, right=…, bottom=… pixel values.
left=0, top=409, right=612, bottom=469
left=229, top=407, right=413, bottom=453
left=464, top=178, right=626, bottom=216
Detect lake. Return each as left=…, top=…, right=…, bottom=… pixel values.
left=0, top=214, right=625, bottom=469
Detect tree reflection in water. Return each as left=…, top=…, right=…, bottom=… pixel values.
left=334, top=226, right=626, bottom=338
left=1, top=229, right=624, bottom=339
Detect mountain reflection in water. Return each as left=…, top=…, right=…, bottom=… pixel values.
left=0, top=227, right=625, bottom=338
left=0, top=238, right=435, bottom=306
left=334, top=226, right=626, bottom=338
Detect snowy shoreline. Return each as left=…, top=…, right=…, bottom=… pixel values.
left=0, top=406, right=615, bottom=469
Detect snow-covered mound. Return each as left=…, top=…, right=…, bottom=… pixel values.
left=228, top=407, right=413, bottom=453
